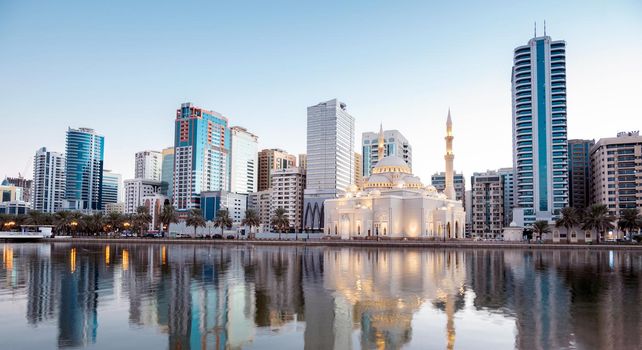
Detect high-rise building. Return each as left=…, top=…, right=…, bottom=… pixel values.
left=497, top=167, right=515, bottom=226
left=298, top=154, right=307, bottom=173
left=471, top=171, right=504, bottom=238
left=230, top=126, right=258, bottom=194
left=568, top=139, right=595, bottom=209
left=248, top=189, right=272, bottom=232
left=101, top=170, right=122, bottom=206
left=32, top=147, right=66, bottom=213
left=270, top=167, right=305, bottom=231
left=160, top=147, right=174, bottom=200
left=200, top=191, right=247, bottom=224
left=64, top=127, right=104, bottom=211
left=303, top=99, right=355, bottom=230
left=135, top=150, right=162, bottom=181
left=257, top=149, right=296, bottom=192
left=354, top=152, right=362, bottom=188
left=590, top=131, right=642, bottom=218
left=361, top=125, right=412, bottom=177
left=3, top=177, right=32, bottom=203
left=124, top=179, right=162, bottom=214
left=173, top=103, right=230, bottom=211
left=141, top=194, right=169, bottom=231
left=431, top=172, right=466, bottom=208
left=511, top=33, right=569, bottom=226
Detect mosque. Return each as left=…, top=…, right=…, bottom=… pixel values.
left=324, top=111, right=466, bottom=239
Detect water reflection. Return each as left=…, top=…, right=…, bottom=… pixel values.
left=0, top=243, right=641, bottom=349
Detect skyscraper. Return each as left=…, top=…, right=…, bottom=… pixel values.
left=135, top=150, right=162, bottom=181
left=361, top=126, right=412, bottom=177
left=101, top=170, right=122, bottom=206
left=229, top=126, right=258, bottom=194
left=568, top=139, right=594, bottom=209
left=64, top=127, right=104, bottom=211
left=497, top=167, right=515, bottom=226
left=257, top=149, right=296, bottom=191
left=160, top=147, right=175, bottom=200
left=303, top=99, right=355, bottom=230
left=172, top=103, right=230, bottom=211
left=511, top=32, right=568, bottom=226
left=32, top=147, right=66, bottom=213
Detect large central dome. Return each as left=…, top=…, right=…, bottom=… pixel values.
left=364, top=155, right=422, bottom=190
left=372, top=155, right=411, bottom=175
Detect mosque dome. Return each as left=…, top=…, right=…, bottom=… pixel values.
left=372, top=156, right=411, bottom=175
left=363, top=155, right=423, bottom=190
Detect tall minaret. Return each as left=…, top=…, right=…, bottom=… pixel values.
left=444, top=109, right=456, bottom=200
left=377, top=123, right=385, bottom=161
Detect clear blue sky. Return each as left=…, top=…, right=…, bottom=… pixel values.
left=1, top=0, right=641, bottom=186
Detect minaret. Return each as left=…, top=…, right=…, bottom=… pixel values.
left=377, top=123, right=385, bottom=161
left=444, top=109, right=456, bottom=200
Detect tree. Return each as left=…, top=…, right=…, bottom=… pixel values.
left=271, top=207, right=289, bottom=239
left=83, top=212, right=104, bottom=236
left=53, top=211, right=74, bottom=235
left=159, top=203, right=178, bottom=237
left=556, top=207, right=580, bottom=243
left=618, top=208, right=640, bottom=239
left=214, top=209, right=233, bottom=237
left=25, top=211, right=51, bottom=226
left=185, top=209, right=206, bottom=238
left=132, top=206, right=152, bottom=236
left=582, top=204, right=614, bottom=244
left=69, top=211, right=84, bottom=236
left=242, top=209, right=260, bottom=239
left=103, top=212, right=123, bottom=234
left=0, top=213, right=17, bottom=231
left=532, top=220, right=551, bottom=241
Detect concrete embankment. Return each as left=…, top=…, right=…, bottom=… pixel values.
left=46, top=237, right=642, bottom=250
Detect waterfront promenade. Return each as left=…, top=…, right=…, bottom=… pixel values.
left=55, top=237, right=642, bottom=250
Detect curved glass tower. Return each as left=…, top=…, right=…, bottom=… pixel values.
left=511, top=35, right=569, bottom=226
left=64, top=127, right=105, bottom=211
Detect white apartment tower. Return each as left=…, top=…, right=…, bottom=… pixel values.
left=303, top=99, right=355, bottom=230
left=270, top=167, right=306, bottom=231
left=32, top=147, right=66, bottom=213
left=362, top=125, right=412, bottom=177
left=511, top=33, right=569, bottom=226
left=230, top=126, right=258, bottom=194
left=135, top=150, right=163, bottom=181
left=124, top=178, right=162, bottom=214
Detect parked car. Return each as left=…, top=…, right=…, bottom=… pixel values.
left=144, top=232, right=161, bottom=238
left=213, top=234, right=223, bottom=239
left=226, top=235, right=235, bottom=240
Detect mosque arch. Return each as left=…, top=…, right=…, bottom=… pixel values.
left=447, top=222, right=451, bottom=238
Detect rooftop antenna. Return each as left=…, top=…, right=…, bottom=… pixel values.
left=534, top=21, right=537, bottom=37
left=544, top=20, right=547, bottom=36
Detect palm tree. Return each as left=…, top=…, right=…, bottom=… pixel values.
left=214, top=209, right=233, bottom=237
left=54, top=211, right=74, bottom=235
left=25, top=211, right=48, bottom=226
left=133, top=206, right=152, bottom=236
left=159, top=203, right=178, bottom=237
left=83, top=212, right=104, bottom=236
left=242, top=209, right=260, bottom=239
left=582, top=204, right=614, bottom=244
left=556, top=207, right=580, bottom=243
left=618, top=208, right=640, bottom=240
left=69, top=212, right=84, bottom=236
left=532, top=220, right=551, bottom=242
left=103, top=212, right=123, bottom=235
left=0, top=213, right=17, bottom=231
left=185, top=209, right=206, bottom=238
left=271, top=207, right=289, bottom=239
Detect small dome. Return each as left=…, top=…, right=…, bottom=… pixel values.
left=424, top=185, right=437, bottom=192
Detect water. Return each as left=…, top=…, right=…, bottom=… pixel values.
left=0, top=243, right=641, bottom=350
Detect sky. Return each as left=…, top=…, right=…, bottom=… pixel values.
left=1, top=0, right=641, bottom=188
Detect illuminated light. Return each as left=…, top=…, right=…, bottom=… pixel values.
left=122, top=249, right=129, bottom=271
left=161, top=246, right=167, bottom=265
left=105, top=246, right=110, bottom=265
left=70, top=248, right=77, bottom=273
left=3, top=247, right=13, bottom=271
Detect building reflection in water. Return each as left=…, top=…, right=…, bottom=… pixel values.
left=0, top=243, right=640, bottom=349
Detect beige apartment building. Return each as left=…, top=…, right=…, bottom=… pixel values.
left=257, top=149, right=297, bottom=191
left=270, top=167, right=306, bottom=231
left=590, top=131, right=642, bottom=218
left=471, top=171, right=504, bottom=238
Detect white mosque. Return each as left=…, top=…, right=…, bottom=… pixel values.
left=324, top=111, right=466, bottom=239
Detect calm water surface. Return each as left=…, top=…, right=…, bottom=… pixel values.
left=0, top=243, right=641, bottom=350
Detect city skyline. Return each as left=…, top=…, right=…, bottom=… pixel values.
left=1, top=1, right=641, bottom=188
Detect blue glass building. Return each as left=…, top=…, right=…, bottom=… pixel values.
left=511, top=34, right=569, bottom=225
left=173, top=103, right=230, bottom=211
left=64, top=127, right=105, bottom=211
